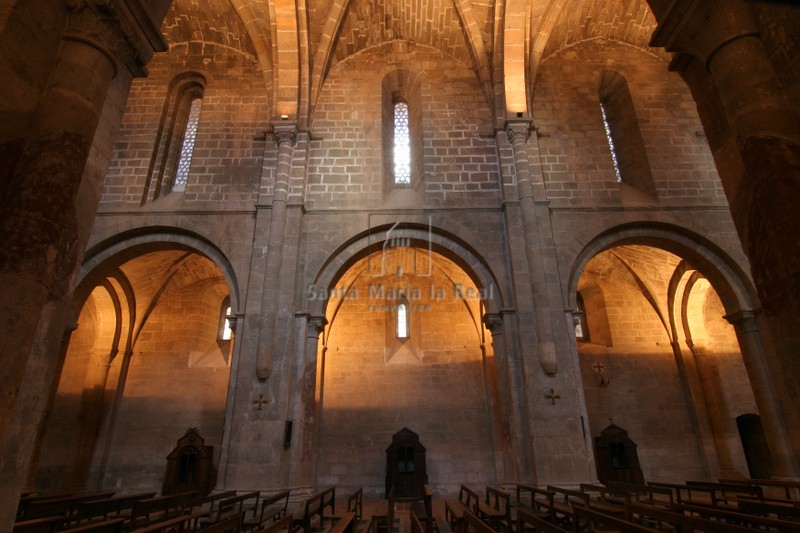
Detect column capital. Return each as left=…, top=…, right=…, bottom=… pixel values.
left=272, top=123, right=298, bottom=147
left=307, top=316, right=328, bottom=337
left=725, top=309, right=760, bottom=333
left=650, top=0, right=758, bottom=71
left=505, top=119, right=532, bottom=145
left=482, top=313, right=503, bottom=336
left=64, top=0, right=168, bottom=77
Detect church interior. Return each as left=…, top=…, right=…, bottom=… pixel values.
left=2, top=0, right=800, bottom=531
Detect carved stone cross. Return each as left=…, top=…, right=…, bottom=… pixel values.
left=545, top=388, right=560, bottom=405
left=252, top=394, right=269, bottom=410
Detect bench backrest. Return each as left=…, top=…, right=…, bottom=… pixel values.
left=458, top=485, right=479, bottom=511
left=516, top=484, right=554, bottom=517
left=347, top=487, right=363, bottom=521
left=516, top=506, right=567, bottom=533
left=573, top=505, right=658, bottom=533
left=462, top=508, right=495, bottom=533
left=545, top=485, right=589, bottom=507
left=627, top=502, right=763, bottom=533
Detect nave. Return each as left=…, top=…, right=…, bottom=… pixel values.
left=13, top=477, right=800, bottom=532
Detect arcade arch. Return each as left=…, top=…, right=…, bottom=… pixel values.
left=35, top=240, right=237, bottom=492
left=313, top=242, right=505, bottom=495
left=567, top=225, right=785, bottom=481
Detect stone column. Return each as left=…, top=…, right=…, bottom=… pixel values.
left=483, top=313, right=531, bottom=481
left=651, top=0, right=800, bottom=456
left=290, top=315, right=326, bottom=486
left=256, top=124, right=297, bottom=380
left=506, top=120, right=558, bottom=374
left=0, top=2, right=164, bottom=527
left=682, top=341, right=740, bottom=478
left=727, top=311, right=798, bottom=478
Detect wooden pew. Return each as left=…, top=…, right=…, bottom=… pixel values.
left=366, top=486, right=395, bottom=533
left=209, top=491, right=260, bottom=527
left=197, top=513, right=242, bottom=533
left=477, top=487, right=511, bottom=531
left=74, top=492, right=158, bottom=525
left=686, top=480, right=763, bottom=505
left=605, top=482, right=673, bottom=509
left=572, top=505, right=658, bottom=533
left=295, top=487, right=336, bottom=533
left=647, top=481, right=716, bottom=506
left=444, top=485, right=479, bottom=532
left=258, top=513, right=293, bottom=533
left=515, top=506, right=567, bottom=533
left=346, top=487, right=363, bottom=522
left=625, top=502, right=769, bottom=533
left=674, top=501, right=800, bottom=531
left=514, top=485, right=554, bottom=523
left=720, top=478, right=800, bottom=501
left=578, top=483, right=628, bottom=517
left=12, top=515, right=66, bottom=533
left=60, top=517, right=126, bottom=533
left=411, top=485, right=452, bottom=533
left=328, top=512, right=356, bottom=533
left=544, top=486, right=588, bottom=529
left=128, top=491, right=197, bottom=529
left=242, top=490, right=290, bottom=532
left=461, top=509, right=495, bottom=533
left=736, top=496, right=800, bottom=520
left=21, top=492, right=116, bottom=520
left=127, top=509, right=207, bottom=533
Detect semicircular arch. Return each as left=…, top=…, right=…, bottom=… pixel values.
left=566, top=222, right=758, bottom=317
left=77, top=227, right=241, bottom=312
left=307, top=223, right=505, bottom=318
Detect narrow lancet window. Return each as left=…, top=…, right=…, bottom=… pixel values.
left=600, top=101, right=622, bottom=183
left=396, top=301, right=409, bottom=339
left=393, top=102, right=411, bottom=184
left=221, top=305, right=233, bottom=340
left=174, top=97, right=202, bottom=192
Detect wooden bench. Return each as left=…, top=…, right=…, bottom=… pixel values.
left=720, top=478, right=800, bottom=501
left=74, top=492, right=158, bottom=525
left=258, top=512, right=293, bottom=533
left=197, top=513, right=242, bottom=533
left=346, top=487, right=363, bottom=522
left=578, top=483, right=628, bottom=517
left=242, top=490, right=290, bottom=532
left=127, top=510, right=207, bottom=533
left=736, top=496, right=800, bottom=519
left=366, top=486, right=396, bottom=533
left=477, top=487, right=511, bottom=531
left=648, top=481, right=717, bottom=506
left=21, top=491, right=116, bottom=520
left=12, top=514, right=66, bottom=533
left=60, top=517, right=126, bottom=533
left=606, top=482, right=673, bottom=509
left=411, top=485, right=453, bottom=533
left=573, top=505, right=659, bottom=533
left=686, top=480, right=763, bottom=505
left=444, top=485, right=479, bottom=532
left=515, top=505, right=567, bottom=533
left=544, top=486, right=589, bottom=528
left=514, top=485, right=554, bottom=523
left=295, top=487, right=336, bottom=533
left=461, top=509, right=495, bottom=533
left=328, top=512, right=356, bottom=533
left=128, top=492, right=197, bottom=529
left=674, top=501, right=800, bottom=531
left=625, top=502, right=768, bottom=533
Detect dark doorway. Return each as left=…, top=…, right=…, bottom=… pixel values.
left=737, top=414, right=774, bottom=479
